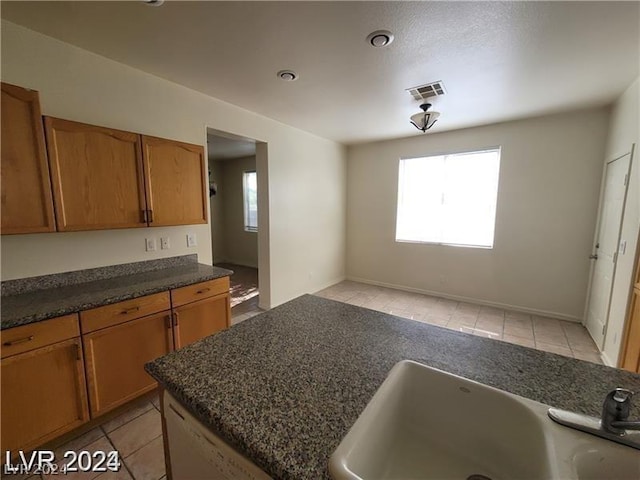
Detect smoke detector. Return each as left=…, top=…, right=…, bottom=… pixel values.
left=406, top=81, right=446, bottom=101
left=366, top=30, right=394, bottom=47
left=277, top=70, right=298, bottom=82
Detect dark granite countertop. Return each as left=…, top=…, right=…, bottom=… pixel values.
left=1, top=262, right=233, bottom=330
left=145, top=294, right=640, bottom=480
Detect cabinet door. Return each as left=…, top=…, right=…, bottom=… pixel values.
left=621, top=289, right=640, bottom=373
left=1, top=338, right=89, bottom=456
left=620, top=250, right=640, bottom=373
left=83, top=311, right=173, bottom=417
left=173, top=294, right=229, bottom=350
left=141, top=135, right=208, bottom=226
left=1, top=83, right=55, bottom=234
left=45, top=117, right=147, bottom=231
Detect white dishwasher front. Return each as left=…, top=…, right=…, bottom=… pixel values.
left=163, top=391, right=272, bottom=480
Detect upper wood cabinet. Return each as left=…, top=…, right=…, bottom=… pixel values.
left=1, top=83, right=56, bottom=234
left=3, top=81, right=209, bottom=234
left=141, top=135, right=208, bottom=226
left=44, top=117, right=147, bottom=231
left=43, top=118, right=208, bottom=231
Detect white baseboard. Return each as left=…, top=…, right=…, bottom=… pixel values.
left=600, top=351, right=616, bottom=367
left=312, top=274, right=347, bottom=294
left=262, top=274, right=347, bottom=312
left=221, top=260, right=258, bottom=269
left=346, top=276, right=582, bottom=323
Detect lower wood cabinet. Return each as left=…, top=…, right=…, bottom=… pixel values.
left=0, top=277, right=231, bottom=455
left=83, top=311, right=173, bottom=417
left=1, top=337, right=89, bottom=457
left=173, top=293, right=230, bottom=349
left=621, top=257, right=640, bottom=372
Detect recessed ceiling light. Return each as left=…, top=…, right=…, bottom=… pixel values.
left=144, top=0, right=164, bottom=6
left=366, top=30, right=394, bottom=47
left=277, top=70, right=298, bottom=82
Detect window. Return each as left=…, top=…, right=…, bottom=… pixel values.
left=395, top=148, right=500, bottom=248
left=243, top=171, right=258, bottom=232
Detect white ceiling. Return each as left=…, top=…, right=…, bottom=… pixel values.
left=207, top=134, right=256, bottom=162
left=2, top=1, right=638, bottom=144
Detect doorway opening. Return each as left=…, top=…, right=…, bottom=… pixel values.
left=206, top=129, right=267, bottom=323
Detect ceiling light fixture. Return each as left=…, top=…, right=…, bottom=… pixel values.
left=410, top=103, right=440, bottom=132
left=366, top=30, right=394, bottom=48
left=144, top=0, right=164, bottom=6
left=277, top=70, right=298, bottom=81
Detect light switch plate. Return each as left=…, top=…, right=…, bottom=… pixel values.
left=161, top=237, right=170, bottom=250
left=186, top=233, right=197, bottom=247
left=145, top=238, right=157, bottom=252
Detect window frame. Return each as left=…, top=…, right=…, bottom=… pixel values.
left=242, top=170, right=258, bottom=233
left=394, top=146, right=501, bottom=249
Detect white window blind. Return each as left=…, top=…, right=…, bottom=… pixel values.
left=395, top=148, right=500, bottom=248
left=243, top=171, right=258, bottom=232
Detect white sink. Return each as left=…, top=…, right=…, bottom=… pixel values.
left=329, top=360, right=639, bottom=480
left=572, top=447, right=640, bottom=480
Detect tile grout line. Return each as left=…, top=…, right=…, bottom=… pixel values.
left=100, top=425, right=136, bottom=480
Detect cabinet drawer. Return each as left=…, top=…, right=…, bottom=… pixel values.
left=1, top=314, right=80, bottom=359
left=80, top=292, right=170, bottom=333
left=171, top=277, right=230, bottom=307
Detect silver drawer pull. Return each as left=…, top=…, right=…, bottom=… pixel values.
left=196, top=288, right=211, bottom=294
left=4, top=335, right=34, bottom=346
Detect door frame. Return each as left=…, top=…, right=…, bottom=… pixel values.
left=204, top=126, right=271, bottom=311
left=584, top=147, right=634, bottom=349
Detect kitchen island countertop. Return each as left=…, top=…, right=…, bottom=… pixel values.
left=146, top=294, right=640, bottom=480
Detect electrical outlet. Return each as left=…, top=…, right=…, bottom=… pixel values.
left=160, top=237, right=170, bottom=250
left=186, top=233, right=197, bottom=247
left=145, top=238, right=156, bottom=252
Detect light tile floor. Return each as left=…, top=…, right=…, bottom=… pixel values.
left=12, top=396, right=165, bottom=480
left=231, top=294, right=262, bottom=325
left=314, top=280, right=603, bottom=364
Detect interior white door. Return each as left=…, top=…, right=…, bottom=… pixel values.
left=585, top=153, right=632, bottom=349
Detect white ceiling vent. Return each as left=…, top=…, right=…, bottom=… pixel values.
left=406, top=81, right=446, bottom=101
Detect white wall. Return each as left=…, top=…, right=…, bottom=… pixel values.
left=211, top=156, right=259, bottom=268
left=347, top=109, right=609, bottom=320
left=0, top=21, right=347, bottom=308
left=602, top=77, right=640, bottom=366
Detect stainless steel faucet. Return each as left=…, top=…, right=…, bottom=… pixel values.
left=601, top=388, right=640, bottom=434
left=548, top=388, right=640, bottom=450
